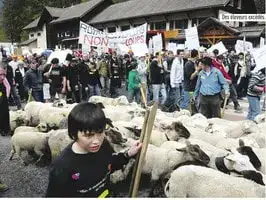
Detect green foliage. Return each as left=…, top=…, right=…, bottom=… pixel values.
left=1, top=0, right=83, bottom=43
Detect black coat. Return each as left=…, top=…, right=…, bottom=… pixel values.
left=15, top=67, right=28, bottom=85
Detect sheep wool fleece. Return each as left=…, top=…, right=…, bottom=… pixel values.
left=45, top=140, right=129, bottom=197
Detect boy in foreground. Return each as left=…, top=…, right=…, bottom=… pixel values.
left=46, top=102, right=142, bottom=197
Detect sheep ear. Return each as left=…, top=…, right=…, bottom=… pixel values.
left=239, top=139, right=245, bottom=147
left=224, top=154, right=237, bottom=162
left=176, top=147, right=187, bottom=152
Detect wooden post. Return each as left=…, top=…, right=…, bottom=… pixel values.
left=129, top=103, right=158, bottom=197
left=140, top=84, right=147, bottom=108
left=222, top=95, right=229, bottom=118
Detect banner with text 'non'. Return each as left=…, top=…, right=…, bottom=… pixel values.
left=79, top=21, right=108, bottom=48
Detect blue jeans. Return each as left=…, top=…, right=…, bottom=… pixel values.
left=152, top=84, right=167, bottom=105
left=180, top=91, right=193, bottom=109
left=247, top=96, right=261, bottom=121
left=88, top=84, right=101, bottom=98
left=32, top=90, right=44, bottom=102
left=165, top=84, right=183, bottom=107
left=128, top=89, right=140, bottom=104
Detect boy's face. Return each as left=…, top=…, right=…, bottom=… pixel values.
left=76, top=131, right=105, bottom=153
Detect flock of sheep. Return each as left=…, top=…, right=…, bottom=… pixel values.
left=9, top=96, right=266, bottom=198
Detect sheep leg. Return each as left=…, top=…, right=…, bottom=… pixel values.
left=34, top=148, right=44, bottom=166
left=16, top=148, right=28, bottom=166
left=9, top=145, right=16, bottom=161
left=149, top=180, right=161, bottom=197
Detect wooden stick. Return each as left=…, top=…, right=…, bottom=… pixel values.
left=130, top=102, right=158, bottom=197
left=222, top=95, right=229, bottom=118
left=128, top=109, right=150, bottom=196
left=140, top=84, right=147, bottom=108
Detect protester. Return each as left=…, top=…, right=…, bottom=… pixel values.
left=0, top=63, right=11, bottom=136
left=79, top=54, right=90, bottom=101
left=150, top=52, right=167, bottom=106
left=14, top=61, right=28, bottom=102
left=87, top=59, right=101, bottom=98
left=128, top=61, right=141, bottom=103
left=163, top=50, right=175, bottom=95
left=194, top=57, right=229, bottom=118
left=236, top=52, right=249, bottom=99
left=137, top=55, right=148, bottom=103
left=181, top=49, right=199, bottom=111
left=98, top=54, right=109, bottom=96
left=246, top=67, right=266, bottom=121
left=45, top=103, right=142, bottom=197
left=43, top=58, right=64, bottom=102
left=109, top=52, right=121, bottom=98
left=23, top=60, right=44, bottom=102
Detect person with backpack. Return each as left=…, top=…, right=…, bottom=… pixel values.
left=128, top=61, right=141, bottom=104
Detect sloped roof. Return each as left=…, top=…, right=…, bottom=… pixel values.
left=51, top=0, right=105, bottom=24
left=238, top=25, right=265, bottom=38
left=23, top=17, right=40, bottom=30
left=45, top=6, right=65, bottom=18
left=19, top=38, right=37, bottom=46
left=89, top=0, right=230, bottom=24
left=198, top=17, right=240, bottom=34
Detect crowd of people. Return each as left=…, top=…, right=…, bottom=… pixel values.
left=0, top=46, right=266, bottom=194
left=0, top=47, right=266, bottom=126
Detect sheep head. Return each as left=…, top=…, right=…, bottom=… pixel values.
left=224, top=149, right=257, bottom=173
left=105, top=128, right=127, bottom=145
left=164, top=122, right=190, bottom=141
left=176, top=142, right=210, bottom=165
left=236, top=139, right=262, bottom=170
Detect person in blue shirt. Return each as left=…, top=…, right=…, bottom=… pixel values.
left=194, top=57, right=229, bottom=118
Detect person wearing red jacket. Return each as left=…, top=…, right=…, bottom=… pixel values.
left=212, top=54, right=242, bottom=112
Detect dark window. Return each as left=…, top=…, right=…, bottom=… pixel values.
left=192, top=18, right=198, bottom=26
left=30, top=34, right=34, bottom=37
left=108, top=27, right=116, bottom=33
left=239, top=22, right=243, bottom=27
left=150, top=22, right=154, bottom=30
left=98, top=28, right=104, bottom=32
left=183, top=19, right=188, bottom=29
left=37, top=32, right=41, bottom=36
left=170, top=21, right=174, bottom=30
left=121, top=25, right=130, bottom=31
left=133, top=24, right=142, bottom=27
left=154, top=21, right=166, bottom=30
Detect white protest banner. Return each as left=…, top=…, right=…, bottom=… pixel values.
left=131, top=43, right=149, bottom=57
left=207, top=41, right=227, bottom=55
left=177, top=44, right=185, bottom=50
left=47, top=49, right=72, bottom=64
left=235, top=40, right=253, bottom=53
left=260, top=37, right=265, bottom=48
left=252, top=45, right=266, bottom=73
left=79, top=21, right=108, bottom=48
left=82, top=44, right=90, bottom=55
left=152, top=34, right=163, bottom=54
left=108, top=23, right=147, bottom=49
left=43, top=83, right=51, bottom=100
left=185, top=26, right=200, bottom=50
left=148, top=38, right=153, bottom=54
left=167, top=43, right=177, bottom=53
left=116, top=43, right=130, bottom=55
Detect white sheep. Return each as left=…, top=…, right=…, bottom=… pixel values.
left=252, top=148, right=266, bottom=174
left=255, top=113, right=266, bottom=124
left=165, top=165, right=266, bottom=198
left=14, top=126, right=39, bottom=135
left=9, top=110, right=28, bottom=132
left=9, top=131, right=51, bottom=165
left=160, top=140, right=256, bottom=173
left=48, top=129, right=72, bottom=161
left=215, top=137, right=260, bottom=149
left=89, top=95, right=129, bottom=106
left=24, top=102, right=49, bottom=126
left=39, top=107, right=70, bottom=130
left=142, top=142, right=209, bottom=181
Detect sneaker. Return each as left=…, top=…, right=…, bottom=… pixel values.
left=0, top=183, right=8, bottom=192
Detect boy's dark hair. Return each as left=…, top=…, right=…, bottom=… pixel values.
left=51, top=58, right=59, bottom=64
left=68, top=102, right=107, bottom=140
left=191, top=49, right=198, bottom=58
left=200, top=57, right=213, bottom=67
